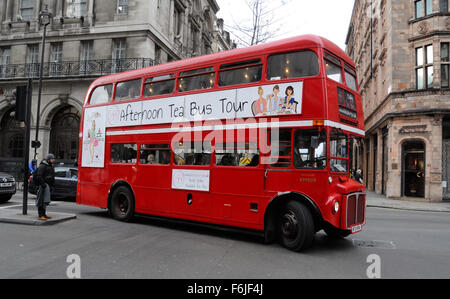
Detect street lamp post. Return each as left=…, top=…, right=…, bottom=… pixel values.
left=33, top=6, right=53, bottom=160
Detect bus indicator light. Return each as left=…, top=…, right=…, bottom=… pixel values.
left=313, top=120, right=325, bottom=127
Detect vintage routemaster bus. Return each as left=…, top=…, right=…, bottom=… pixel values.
left=77, top=35, right=366, bottom=251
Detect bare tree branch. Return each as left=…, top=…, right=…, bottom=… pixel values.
left=226, top=0, right=294, bottom=47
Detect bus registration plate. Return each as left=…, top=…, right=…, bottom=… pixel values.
left=351, top=225, right=362, bottom=233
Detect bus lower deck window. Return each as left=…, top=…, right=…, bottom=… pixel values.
left=215, top=142, right=259, bottom=167
left=111, top=144, right=137, bottom=164
left=140, top=144, right=170, bottom=165
left=173, top=141, right=212, bottom=166
left=293, top=129, right=327, bottom=169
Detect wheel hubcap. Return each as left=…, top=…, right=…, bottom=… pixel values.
left=116, top=194, right=129, bottom=215
left=282, top=210, right=299, bottom=239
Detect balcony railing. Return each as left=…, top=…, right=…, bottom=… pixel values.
left=0, top=58, right=157, bottom=80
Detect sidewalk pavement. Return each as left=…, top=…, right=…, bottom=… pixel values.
left=0, top=208, right=76, bottom=226
left=0, top=192, right=76, bottom=226
left=366, top=191, right=450, bottom=213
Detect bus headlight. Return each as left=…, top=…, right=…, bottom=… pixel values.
left=328, top=176, right=333, bottom=184
left=333, top=201, right=340, bottom=214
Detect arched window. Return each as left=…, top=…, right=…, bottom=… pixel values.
left=49, top=106, right=80, bottom=164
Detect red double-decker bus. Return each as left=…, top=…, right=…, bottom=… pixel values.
left=77, top=35, right=366, bottom=251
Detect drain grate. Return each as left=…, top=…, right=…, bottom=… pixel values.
left=352, top=239, right=396, bottom=250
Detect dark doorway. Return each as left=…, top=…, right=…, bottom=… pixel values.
left=49, top=106, right=80, bottom=165
left=402, top=140, right=425, bottom=198
left=0, top=108, right=25, bottom=180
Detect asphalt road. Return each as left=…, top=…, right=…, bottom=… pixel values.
left=0, top=193, right=449, bottom=279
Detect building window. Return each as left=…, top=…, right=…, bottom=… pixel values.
left=20, top=0, right=35, bottom=21
left=26, top=44, right=39, bottom=77
left=66, top=0, right=87, bottom=18
left=117, top=0, right=129, bottom=15
left=50, top=43, right=63, bottom=76
left=442, top=43, right=450, bottom=88
left=112, top=38, right=126, bottom=73
left=415, top=0, right=424, bottom=18
left=415, top=45, right=433, bottom=89
left=174, top=6, right=183, bottom=37
left=440, top=0, right=448, bottom=12
left=415, top=0, right=433, bottom=18
left=426, top=0, right=433, bottom=15
left=0, top=47, right=10, bottom=78
left=80, top=40, right=93, bottom=74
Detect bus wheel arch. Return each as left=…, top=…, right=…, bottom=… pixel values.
left=264, top=192, right=323, bottom=246
left=108, top=180, right=136, bottom=222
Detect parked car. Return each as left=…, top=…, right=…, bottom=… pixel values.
left=0, top=172, right=16, bottom=203
left=29, top=167, right=78, bottom=201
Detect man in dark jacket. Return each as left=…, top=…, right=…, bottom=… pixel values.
left=34, top=154, right=56, bottom=221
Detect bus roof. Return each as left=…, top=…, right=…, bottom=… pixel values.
left=91, top=35, right=353, bottom=88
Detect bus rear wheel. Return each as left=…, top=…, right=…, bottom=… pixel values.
left=279, top=201, right=315, bottom=252
left=110, top=186, right=135, bottom=222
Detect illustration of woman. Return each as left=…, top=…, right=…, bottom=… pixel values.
left=267, top=85, right=281, bottom=113
left=255, top=86, right=268, bottom=115
left=88, top=120, right=99, bottom=162
left=282, top=86, right=297, bottom=113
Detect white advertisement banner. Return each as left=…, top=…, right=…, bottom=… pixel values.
left=82, top=106, right=107, bottom=168
left=172, top=169, right=211, bottom=192
left=103, top=82, right=303, bottom=128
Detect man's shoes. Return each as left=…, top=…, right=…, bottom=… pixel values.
left=44, top=215, right=52, bottom=219
left=38, top=216, right=47, bottom=221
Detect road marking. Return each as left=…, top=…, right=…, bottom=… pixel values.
left=352, top=239, right=396, bottom=250
left=0, top=204, right=35, bottom=210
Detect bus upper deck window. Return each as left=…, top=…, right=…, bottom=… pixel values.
left=324, top=52, right=343, bottom=83
left=219, top=59, right=262, bottom=87
left=344, top=65, right=358, bottom=92
left=115, top=79, right=142, bottom=102
left=89, top=84, right=113, bottom=105
left=267, top=50, right=319, bottom=81
left=179, top=67, right=215, bottom=92
left=144, top=74, right=175, bottom=97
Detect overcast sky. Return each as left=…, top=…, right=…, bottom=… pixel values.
left=216, top=0, right=355, bottom=51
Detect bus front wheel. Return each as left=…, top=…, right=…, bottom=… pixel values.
left=110, top=186, right=135, bottom=222
left=279, top=201, right=315, bottom=252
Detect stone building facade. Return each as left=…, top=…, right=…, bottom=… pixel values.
left=346, top=0, right=450, bottom=202
left=0, top=0, right=235, bottom=179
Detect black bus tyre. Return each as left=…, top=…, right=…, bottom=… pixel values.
left=110, top=186, right=135, bottom=222
left=279, top=201, right=315, bottom=252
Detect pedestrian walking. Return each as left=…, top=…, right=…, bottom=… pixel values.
left=33, top=154, right=56, bottom=221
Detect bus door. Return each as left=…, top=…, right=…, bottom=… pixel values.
left=170, top=140, right=213, bottom=219
left=264, top=129, right=294, bottom=193
left=211, top=137, right=265, bottom=225
left=135, top=143, right=172, bottom=213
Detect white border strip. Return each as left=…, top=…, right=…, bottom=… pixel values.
left=105, top=120, right=365, bottom=137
